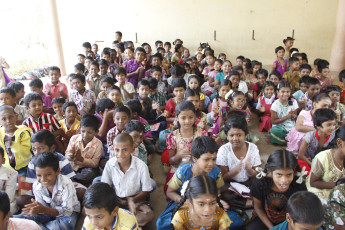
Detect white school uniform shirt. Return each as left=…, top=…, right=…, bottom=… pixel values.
left=115, top=81, right=135, bottom=103
left=33, top=174, right=80, bottom=217
left=0, top=166, right=18, bottom=214
left=216, top=142, right=261, bottom=182
left=101, top=156, right=152, bottom=198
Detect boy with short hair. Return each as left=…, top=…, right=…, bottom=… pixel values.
left=115, top=67, right=135, bottom=102
left=99, top=59, right=114, bottom=80
left=83, top=182, right=139, bottom=230
left=299, top=77, right=321, bottom=110
left=87, top=61, right=105, bottom=97
left=0, top=191, right=41, bottom=229
left=115, top=31, right=122, bottom=42
left=0, top=87, right=28, bottom=124
left=150, top=65, right=167, bottom=94
left=92, top=43, right=100, bottom=61
left=69, top=74, right=96, bottom=116
left=124, top=47, right=146, bottom=88
left=97, top=76, right=115, bottom=100
left=125, top=120, right=150, bottom=165
left=101, top=134, right=154, bottom=227
left=148, top=77, right=166, bottom=111
left=44, top=66, right=68, bottom=100
left=82, top=42, right=92, bottom=53
left=0, top=146, right=18, bottom=214
left=29, top=78, right=54, bottom=114
left=293, top=76, right=310, bottom=102
left=74, top=63, right=85, bottom=75
left=14, top=152, right=80, bottom=230
left=0, top=105, right=32, bottom=175
left=106, top=106, right=130, bottom=157
left=283, top=57, right=301, bottom=91
left=270, top=191, right=323, bottom=230
left=65, top=115, right=103, bottom=186
left=7, top=81, right=25, bottom=105
left=299, top=64, right=312, bottom=77
left=164, top=41, right=173, bottom=63
left=136, top=80, right=158, bottom=122
left=77, top=54, right=85, bottom=64
left=22, top=93, right=62, bottom=135
left=94, top=98, right=115, bottom=156
left=155, top=40, right=163, bottom=49
left=52, top=97, right=65, bottom=121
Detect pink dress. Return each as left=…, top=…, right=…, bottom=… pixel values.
left=286, top=110, right=314, bottom=155
left=274, top=60, right=288, bottom=77
left=259, top=96, right=272, bottom=132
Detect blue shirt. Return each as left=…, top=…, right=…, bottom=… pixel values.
left=215, top=72, right=227, bottom=82
left=270, top=220, right=322, bottom=230
left=26, top=152, right=75, bottom=183
left=292, top=90, right=304, bottom=102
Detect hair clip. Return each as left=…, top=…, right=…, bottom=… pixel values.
left=256, top=167, right=267, bottom=179
left=296, top=166, right=308, bottom=184
left=180, top=180, right=190, bottom=197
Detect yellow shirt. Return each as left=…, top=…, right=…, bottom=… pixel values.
left=0, top=126, right=32, bottom=170
left=59, top=119, right=80, bottom=137
left=82, top=208, right=139, bottom=230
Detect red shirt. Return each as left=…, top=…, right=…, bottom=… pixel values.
left=44, top=81, right=69, bottom=100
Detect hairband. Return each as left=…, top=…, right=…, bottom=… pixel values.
left=256, top=167, right=267, bottom=179
left=180, top=180, right=190, bottom=197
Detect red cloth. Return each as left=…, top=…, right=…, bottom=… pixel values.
left=259, top=96, right=272, bottom=132
left=298, top=160, right=311, bottom=176
left=161, top=149, right=170, bottom=165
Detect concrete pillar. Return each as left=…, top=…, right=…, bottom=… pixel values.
left=48, top=0, right=66, bottom=75
left=330, top=0, right=345, bottom=72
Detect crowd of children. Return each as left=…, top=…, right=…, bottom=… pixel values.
left=0, top=32, right=345, bottom=230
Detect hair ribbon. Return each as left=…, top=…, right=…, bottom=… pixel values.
left=256, top=167, right=267, bottom=179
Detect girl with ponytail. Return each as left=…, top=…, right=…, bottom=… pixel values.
left=171, top=175, right=231, bottom=230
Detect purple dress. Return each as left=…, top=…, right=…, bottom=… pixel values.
left=274, top=60, right=288, bottom=77
left=124, top=59, right=144, bottom=88
left=286, top=110, right=314, bottom=155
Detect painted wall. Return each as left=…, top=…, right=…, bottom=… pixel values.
left=56, top=0, right=338, bottom=73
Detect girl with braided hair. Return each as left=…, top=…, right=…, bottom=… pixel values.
left=171, top=175, right=231, bottom=230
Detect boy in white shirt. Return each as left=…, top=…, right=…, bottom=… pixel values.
left=115, top=67, right=135, bottom=103
left=14, top=152, right=80, bottom=230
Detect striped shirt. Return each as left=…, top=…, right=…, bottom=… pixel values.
left=22, top=112, right=60, bottom=134
left=26, top=152, right=75, bottom=183
left=107, top=127, right=122, bottom=154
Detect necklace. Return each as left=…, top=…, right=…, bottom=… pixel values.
left=332, top=150, right=344, bottom=170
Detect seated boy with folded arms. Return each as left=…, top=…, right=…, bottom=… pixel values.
left=66, top=115, right=103, bottom=186
left=101, top=134, right=154, bottom=227
left=0, top=191, right=41, bottom=230
left=14, top=152, right=80, bottom=230
left=0, top=146, right=18, bottom=214
left=83, top=182, right=139, bottom=230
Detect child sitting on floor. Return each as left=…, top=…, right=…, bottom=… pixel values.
left=270, top=191, right=323, bottom=230
left=59, top=102, right=80, bottom=137
left=256, top=81, right=276, bottom=132
left=292, top=75, right=310, bottom=102
left=171, top=175, right=231, bottom=230
left=299, top=77, right=321, bottom=111
left=125, top=120, right=150, bottom=165
left=106, top=85, right=123, bottom=108
left=115, top=67, right=135, bottom=103
left=97, top=76, right=115, bottom=100
left=0, top=87, right=28, bottom=124
left=69, top=74, right=96, bottom=116
left=14, top=152, right=80, bottom=230
left=0, top=105, right=32, bottom=176
left=83, top=183, right=139, bottom=230
left=65, top=115, right=103, bottom=186
left=44, top=66, right=69, bottom=100
left=298, top=108, right=336, bottom=167
left=101, top=133, right=154, bottom=227
left=0, top=146, right=18, bottom=214
left=52, top=97, right=65, bottom=121
left=29, top=78, right=54, bottom=114
left=106, top=106, right=130, bottom=158
left=7, top=81, right=26, bottom=106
